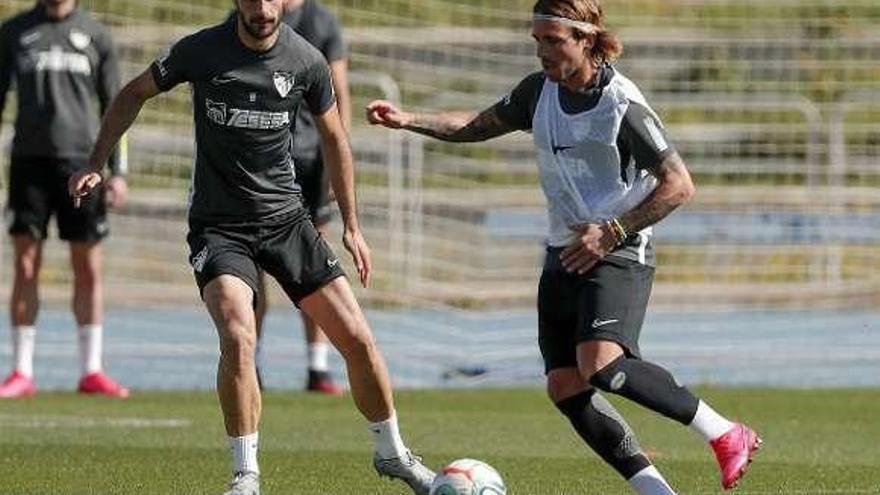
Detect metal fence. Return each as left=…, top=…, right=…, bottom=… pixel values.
left=0, top=0, right=878, bottom=311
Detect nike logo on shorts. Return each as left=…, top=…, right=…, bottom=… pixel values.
left=591, top=318, right=619, bottom=328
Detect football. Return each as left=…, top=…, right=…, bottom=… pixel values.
left=429, top=458, right=506, bottom=495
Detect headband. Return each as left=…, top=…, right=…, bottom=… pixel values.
left=532, top=14, right=599, bottom=34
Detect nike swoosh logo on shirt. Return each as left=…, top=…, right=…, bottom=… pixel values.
left=591, top=318, right=619, bottom=328
left=552, top=145, right=575, bottom=155
left=210, top=74, right=237, bottom=85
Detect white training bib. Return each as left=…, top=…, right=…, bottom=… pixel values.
left=532, top=71, right=658, bottom=248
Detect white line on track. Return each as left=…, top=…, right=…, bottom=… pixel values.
left=0, top=414, right=191, bottom=429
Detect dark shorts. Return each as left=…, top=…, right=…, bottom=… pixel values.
left=5, top=156, right=108, bottom=242
left=538, top=248, right=654, bottom=373
left=294, top=152, right=333, bottom=226
left=186, top=210, right=345, bottom=306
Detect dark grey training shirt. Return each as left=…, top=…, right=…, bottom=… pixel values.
left=150, top=19, right=336, bottom=225
left=0, top=6, right=124, bottom=173
left=226, top=2, right=346, bottom=162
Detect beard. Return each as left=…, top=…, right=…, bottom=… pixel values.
left=237, top=10, right=281, bottom=40
left=540, top=60, right=566, bottom=82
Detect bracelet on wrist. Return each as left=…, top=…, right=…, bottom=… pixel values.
left=611, top=218, right=629, bottom=241
left=605, top=220, right=625, bottom=246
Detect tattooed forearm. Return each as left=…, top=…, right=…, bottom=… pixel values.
left=406, top=107, right=514, bottom=142
left=618, top=190, right=679, bottom=234
left=618, top=153, right=695, bottom=233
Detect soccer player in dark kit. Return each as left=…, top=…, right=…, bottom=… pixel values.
left=0, top=0, right=129, bottom=398
left=367, top=0, right=761, bottom=493
left=69, top=1, right=434, bottom=494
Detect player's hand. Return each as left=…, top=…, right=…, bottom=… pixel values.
left=105, top=176, right=129, bottom=208
left=365, top=100, right=410, bottom=129
left=343, top=227, right=372, bottom=288
left=68, top=170, right=105, bottom=208
left=560, top=222, right=617, bottom=274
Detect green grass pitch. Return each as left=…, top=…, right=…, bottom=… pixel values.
left=1, top=388, right=878, bottom=494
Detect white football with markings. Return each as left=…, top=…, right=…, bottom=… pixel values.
left=429, top=458, right=506, bottom=495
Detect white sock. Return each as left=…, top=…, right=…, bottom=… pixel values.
left=13, top=326, right=36, bottom=377
left=628, top=465, right=677, bottom=495
left=369, top=412, right=407, bottom=459
left=229, top=432, right=260, bottom=474
left=78, top=324, right=103, bottom=376
left=307, top=342, right=330, bottom=372
left=689, top=400, right=735, bottom=441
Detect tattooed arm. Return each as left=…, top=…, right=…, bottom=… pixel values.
left=559, top=152, right=694, bottom=274
left=617, top=152, right=695, bottom=234
left=365, top=100, right=516, bottom=142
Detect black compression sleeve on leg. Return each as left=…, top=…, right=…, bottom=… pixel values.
left=590, top=356, right=700, bottom=425
left=555, top=390, right=651, bottom=480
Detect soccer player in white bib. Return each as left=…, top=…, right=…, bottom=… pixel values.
left=69, top=0, right=434, bottom=494
left=367, top=1, right=761, bottom=493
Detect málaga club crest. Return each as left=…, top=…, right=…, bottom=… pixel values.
left=273, top=71, right=294, bottom=98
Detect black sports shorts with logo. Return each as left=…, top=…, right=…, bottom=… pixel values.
left=538, top=247, right=654, bottom=373
left=187, top=209, right=345, bottom=306
left=295, top=151, right=333, bottom=226
left=6, top=156, right=108, bottom=242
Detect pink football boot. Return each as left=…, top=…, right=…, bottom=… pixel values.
left=77, top=371, right=130, bottom=398
left=0, top=371, right=36, bottom=398
left=710, top=423, right=762, bottom=490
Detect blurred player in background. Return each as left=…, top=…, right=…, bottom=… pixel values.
left=253, top=0, right=351, bottom=395
left=367, top=0, right=761, bottom=493
left=70, top=0, right=434, bottom=493
left=0, top=0, right=129, bottom=398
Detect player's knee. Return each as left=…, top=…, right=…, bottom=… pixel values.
left=218, top=324, right=257, bottom=366
left=14, top=256, right=40, bottom=282
left=14, top=265, right=40, bottom=284
left=553, top=388, right=595, bottom=417
left=577, top=340, right=627, bottom=383
left=546, top=369, right=589, bottom=404
left=332, top=324, right=376, bottom=362
left=588, top=355, right=627, bottom=392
